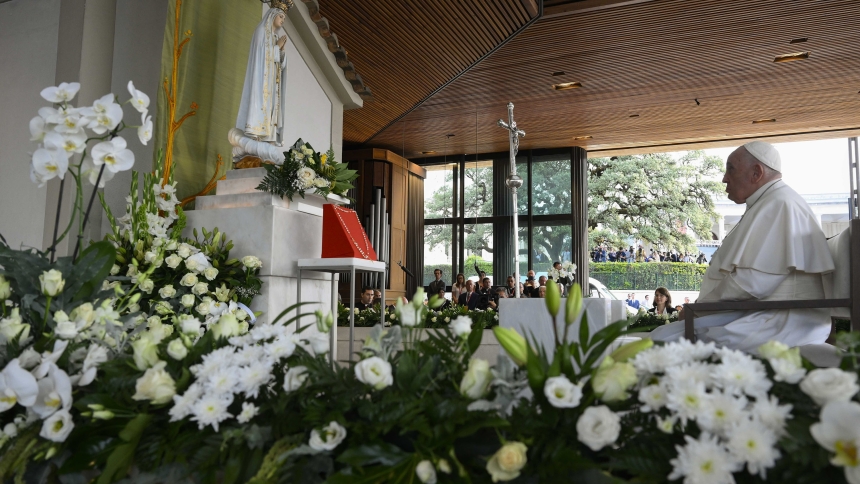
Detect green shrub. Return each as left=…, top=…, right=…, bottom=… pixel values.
left=589, top=262, right=707, bottom=291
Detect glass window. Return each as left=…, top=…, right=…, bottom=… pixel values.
left=531, top=152, right=571, bottom=215
left=423, top=224, right=452, bottom=284
left=465, top=222, right=493, bottom=283
left=532, top=223, right=573, bottom=274
left=518, top=226, right=529, bottom=280
left=464, top=160, right=493, bottom=219
left=424, top=164, right=455, bottom=220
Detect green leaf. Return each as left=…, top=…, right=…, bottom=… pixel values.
left=71, top=241, right=117, bottom=301
left=97, top=413, right=152, bottom=484
left=336, top=443, right=409, bottom=467
left=579, top=312, right=591, bottom=350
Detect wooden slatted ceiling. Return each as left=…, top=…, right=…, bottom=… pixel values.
left=366, top=0, right=860, bottom=159
left=318, top=0, right=537, bottom=145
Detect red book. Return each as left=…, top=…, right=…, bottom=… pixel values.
left=321, top=205, right=377, bottom=260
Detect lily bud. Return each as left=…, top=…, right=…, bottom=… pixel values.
left=87, top=403, right=105, bottom=411
left=609, top=338, right=654, bottom=362
left=565, top=283, right=582, bottom=326
left=45, top=447, right=57, bottom=460
left=315, top=310, right=333, bottom=334
left=92, top=410, right=115, bottom=420
left=545, top=280, right=560, bottom=318
left=493, top=326, right=528, bottom=366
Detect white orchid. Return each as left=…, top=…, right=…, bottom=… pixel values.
left=90, top=136, right=135, bottom=173
left=44, top=130, right=86, bottom=154
left=127, top=80, right=151, bottom=113
left=40, top=82, right=81, bottom=103
left=77, top=344, right=109, bottom=386
left=0, top=359, right=39, bottom=411
left=31, top=363, right=73, bottom=418
left=31, top=147, right=69, bottom=185
left=811, top=401, right=860, bottom=484
left=80, top=157, right=116, bottom=188
left=83, top=93, right=124, bottom=134
left=34, top=340, right=70, bottom=379
left=30, top=115, right=49, bottom=142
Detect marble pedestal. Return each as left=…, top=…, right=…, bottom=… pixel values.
left=183, top=168, right=349, bottom=326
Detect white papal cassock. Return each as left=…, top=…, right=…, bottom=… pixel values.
left=651, top=179, right=835, bottom=353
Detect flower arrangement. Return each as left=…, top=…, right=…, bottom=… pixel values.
left=627, top=307, right=678, bottom=332
left=256, top=139, right=358, bottom=201
left=337, top=302, right=499, bottom=329
left=548, top=260, right=577, bottom=283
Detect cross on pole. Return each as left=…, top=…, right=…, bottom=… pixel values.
left=497, top=102, right=525, bottom=298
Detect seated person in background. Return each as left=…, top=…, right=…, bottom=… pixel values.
left=478, top=277, right=493, bottom=295
left=428, top=268, right=446, bottom=296
left=648, top=287, right=676, bottom=317
left=436, top=288, right=452, bottom=310
left=505, top=275, right=517, bottom=298
left=373, top=289, right=382, bottom=305
left=495, top=287, right=507, bottom=302
left=458, top=280, right=480, bottom=310
left=538, top=275, right=547, bottom=287
left=357, top=286, right=375, bottom=311
left=538, top=286, right=547, bottom=298
left=652, top=142, right=835, bottom=352
left=523, top=269, right=539, bottom=297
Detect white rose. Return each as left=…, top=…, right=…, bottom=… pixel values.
left=544, top=375, right=583, bottom=408
left=159, top=284, right=176, bottom=299
left=176, top=243, right=193, bottom=258
left=309, top=421, right=347, bottom=451
left=144, top=251, right=158, bottom=264
left=179, top=273, right=198, bottom=287
left=355, top=356, right=393, bottom=390
left=71, top=303, right=95, bottom=327
left=242, top=256, right=262, bottom=269
left=416, top=460, right=437, bottom=484
left=211, top=313, right=240, bottom=340
left=800, top=368, right=860, bottom=406
left=450, top=316, right=472, bottom=337
left=39, top=269, right=65, bottom=296
left=132, top=361, right=176, bottom=404
left=163, top=254, right=180, bottom=269
left=283, top=366, right=309, bottom=392
left=313, top=177, right=328, bottom=188
left=139, top=278, right=155, bottom=294
left=40, top=409, right=74, bottom=442
left=131, top=333, right=160, bottom=370
left=297, top=167, right=316, bottom=188
left=167, top=338, right=187, bottom=360
left=179, top=316, right=201, bottom=335
left=576, top=405, right=621, bottom=451
left=0, top=309, right=30, bottom=343
left=203, top=267, right=219, bottom=281
left=460, top=358, right=492, bottom=399
left=179, top=294, right=195, bottom=308
left=192, top=282, right=209, bottom=296
left=486, top=442, right=528, bottom=482
left=591, top=356, right=637, bottom=402
left=196, top=302, right=210, bottom=315
left=165, top=240, right=179, bottom=251
left=55, top=320, right=78, bottom=340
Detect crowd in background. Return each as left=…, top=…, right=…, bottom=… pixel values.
left=591, top=245, right=708, bottom=264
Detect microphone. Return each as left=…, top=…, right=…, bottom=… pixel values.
left=396, top=260, right=414, bottom=278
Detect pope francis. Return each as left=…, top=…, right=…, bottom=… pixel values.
left=651, top=141, right=835, bottom=352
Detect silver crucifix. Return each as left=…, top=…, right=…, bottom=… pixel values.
left=497, top=102, right=525, bottom=298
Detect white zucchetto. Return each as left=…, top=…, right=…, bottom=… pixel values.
left=742, top=141, right=781, bottom=172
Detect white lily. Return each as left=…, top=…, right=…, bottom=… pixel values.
left=810, top=401, right=860, bottom=484
left=127, top=80, right=150, bottom=113
left=90, top=136, right=134, bottom=173
left=31, top=363, right=73, bottom=418
left=138, top=114, right=152, bottom=145
left=0, top=359, right=39, bottom=411
left=40, top=82, right=81, bottom=103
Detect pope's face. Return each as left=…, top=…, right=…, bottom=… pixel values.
left=722, top=149, right=758, bottom=204
left=273, top=13, right=285, bottom=29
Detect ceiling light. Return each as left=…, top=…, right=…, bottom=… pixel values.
left=752, top=118, right=776, bottom=124
left=422, top=151, right=437, bottom=154
left=789, top=37, right=808, bottom=44
left=773, top=52, right=809, bottom=63
left=552, top=71, right=566, bottom=76
left=573, top=135, right=592, bottom=140
left=552, top=81, right=582, bottom=90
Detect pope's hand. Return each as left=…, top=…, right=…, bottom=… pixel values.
left=277, top=35, right=287, bottom=50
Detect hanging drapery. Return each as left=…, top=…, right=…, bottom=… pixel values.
left=154, top=0, right=259, bottom=200
left=406, top=172, right=425, bottom=298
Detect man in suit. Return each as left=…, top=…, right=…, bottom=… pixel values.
left=458, top=280, right=479, bottom=310
left=427, top=268, right=446, bottom=296
left=357, top=286, right=375, bottom=311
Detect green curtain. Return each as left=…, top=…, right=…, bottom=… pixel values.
left=154, top=0, right=260, bottom=201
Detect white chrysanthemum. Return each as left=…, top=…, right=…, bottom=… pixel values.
left=237, top=402, right=259, bottom=424
left=234, top=345, right=266, bottom=365
left=666, top=380, right=709, bottom=424
left=751, top=395, right=792, bottom=437
left=666, top=361, right=714, bottom=388
left=638, top=383, right=668, bottom=413
left=191, top=347, right=236, bottom=378
left=191, top=394, right=233, bottom=431
left=697, top=391, right=748, bottom=437
left=711, top=351, right=771, bottom=398
left=237, top=361, right=273, bottom=399
left=656, top=415, right=677, bottom=434
left=631, top=345, right=684, bottom=376
left=668, top=432, right=742, bottom=484
left=673, top=339, right=717, bottom=361
left=169, top=383, right=203, bottom=421
left=265, top=336, right=297, bottom=360
left=205, top=368, right=239, bottom=396
left=726, top=418, right=781, bottom=479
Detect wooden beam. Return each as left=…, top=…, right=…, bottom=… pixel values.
left=543, top=0, right=655, bottom=18
left=520, top=0, right=539, bottom=18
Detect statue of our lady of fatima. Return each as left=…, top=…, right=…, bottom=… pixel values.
left=229, top=0, right=294, bottom=168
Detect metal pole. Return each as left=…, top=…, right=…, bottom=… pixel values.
left=330, top=272, right=338, bottom=366
left=380, top=266, right=386, bottom=327
left=349, top=266, right=356, bottom=361
left=297, top=269, right=303, bottom=329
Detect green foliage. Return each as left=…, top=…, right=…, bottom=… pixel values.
left=256, top=139, right=357, bottom=202
left=336, top=302, right=499, bottom=329
left=590, top=261, right=707, bottom=291
left=588, top=150, right=724, bottom=252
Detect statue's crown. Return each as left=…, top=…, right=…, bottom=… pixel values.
left=266, top=0, right=294, bottom=13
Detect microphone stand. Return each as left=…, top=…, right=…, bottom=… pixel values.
left=396, top=260, right=414, bottom=279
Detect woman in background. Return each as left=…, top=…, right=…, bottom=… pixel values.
left=648, top=287, right=677, bottom=317
left=451, top=273, right=467, bottom=303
